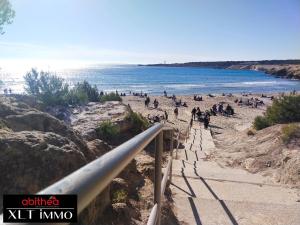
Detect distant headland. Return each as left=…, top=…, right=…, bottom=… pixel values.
left=141, top=60, right=300, bottom=79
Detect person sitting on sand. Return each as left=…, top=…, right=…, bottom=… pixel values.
left=194, top=95, right=203, bottom=101
left=218, top=104, right=223, bottom=114
left=191, top=107, right=196, bottom=120
left=182, top=102, right=188, bottom=107
left=174, top=107, right=178, bottom=119
left=225, top=104, right=234, bottom=115
left=172, top=94, right=176, bottom=101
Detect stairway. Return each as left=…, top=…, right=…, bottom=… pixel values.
left=170, top=124, right=300, bottom=225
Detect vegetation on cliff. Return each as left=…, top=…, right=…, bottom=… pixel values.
left=144, top=60, right=300, bottom=79
left=254, top=94, right=300, bottom=130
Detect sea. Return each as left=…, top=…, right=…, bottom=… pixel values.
left=1, top=64, right=300, bottom=95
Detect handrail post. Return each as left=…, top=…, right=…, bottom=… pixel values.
left=154, top=131, right=163, bottom=225
left=169, top=129, right=174, bottom=183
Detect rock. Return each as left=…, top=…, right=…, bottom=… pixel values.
left=0, top=98, right=96, bottom=161
left=0, top=130, right=88, bottom=210
left=112, top=203, right=130, bottom=219
left=87, top=139, right=112, bottom=157
left=71, top=101, right=128, bottom=141
left=135, top=154, right=155, bottom=181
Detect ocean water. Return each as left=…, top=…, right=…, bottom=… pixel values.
left=1, top=65, right=300, bottom=95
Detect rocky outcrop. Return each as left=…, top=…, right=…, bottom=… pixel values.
left=144, top=60, right=300, bottom=80
left=252, top=65, right=300, bottom=79
left=0, top=99, right=95, bottom=161
left=0, top=96, right=112, bottom=220
left=0, top=130, right=87, bottom=198
left=71, top=101, right=128, bottom=141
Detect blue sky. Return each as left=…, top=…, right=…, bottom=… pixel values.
left=0, top=0, right=300, bottom=65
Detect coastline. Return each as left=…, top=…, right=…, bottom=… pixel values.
left=142, top=60, right=300, bottom=80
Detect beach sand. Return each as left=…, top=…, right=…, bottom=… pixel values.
left=123, top=93, right=300, bottom=187
left=122, top=93, right=273, bottom=134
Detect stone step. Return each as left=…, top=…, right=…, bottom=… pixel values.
left=170, top=175, right=299, bottom=205
left=172, top=196, right=300, bottom=225
left=170, top=160, right=274, bottom=185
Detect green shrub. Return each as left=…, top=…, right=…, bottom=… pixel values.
left=281, top=124, right=300, bottom=144
left=96, top=121, right=120, bottom=142
left=65, top=88, right=88, bottom=105
left=24, top=69, right=69, bottom=106
left=125, top=111, right=149, bottom=134
left=253, top=95, right=300, bottom=130
left=100, top=92, right=122, bottom=102
left=111, top=189, right=127, bottom=204
left=74, top=81, right=100, bottom=102
left=24, top=69, right=103, bottom=106
left=265, top=95, right=300, bottom=124
left=253, top=116, right=271, bottom=130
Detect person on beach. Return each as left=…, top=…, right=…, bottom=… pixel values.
left=218, top=104, right=223, bottom=114
left=204, top=113, right=210, bottom=129
left=145, top=97, right=150, bottom=107
left=196, top=107, right=202, bottom=120
left=174, top=107, right=178, bottom=119
left=191, top=107, right=196, bottom=120
left=164, top=111, right=168, bottom=121
left=164, top=90, right=167, bottom=97
left=225, top=104, right=234, bottom=115
left=154, top=99, right=159, bottom=108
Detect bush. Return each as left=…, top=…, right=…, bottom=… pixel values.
left=111, top=189, right=127, bottom=204
left=100, top=92, right=122, bottom=102
left=281, top=124, right=300, bottom=144
left=253, top=116, right=271, bottom=130
left=24, top=69, right=69, bottom=106
left=74, top=81, right=100, bottom=102
left=253, top=95, right=300, bottom=130
left=65, top=88, right=88, bottom=105
left=24, top=70, right=103, bottom=106
left=96, top=121, right=120, bottom=142
left=125, top=111, right=149, bottom=134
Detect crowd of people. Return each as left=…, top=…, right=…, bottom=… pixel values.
left=3, top=88, right=12, bottom=95
left=126, top=90, right=240, bottom=129
left=234, top=97, right=264, bottom=108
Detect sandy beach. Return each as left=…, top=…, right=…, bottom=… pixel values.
left=122, top=93, right=273, bottom=133
left=123, top=92, right=300, bottom=188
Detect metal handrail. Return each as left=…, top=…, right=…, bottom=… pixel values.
left=147, top=123, right=190, bottom=225
left=0, top=121, right=191, bottom=225
left=0, top=123, right=163, bottom=225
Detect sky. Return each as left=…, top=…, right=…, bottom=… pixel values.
left=0, top=0, right=300, bottom=66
